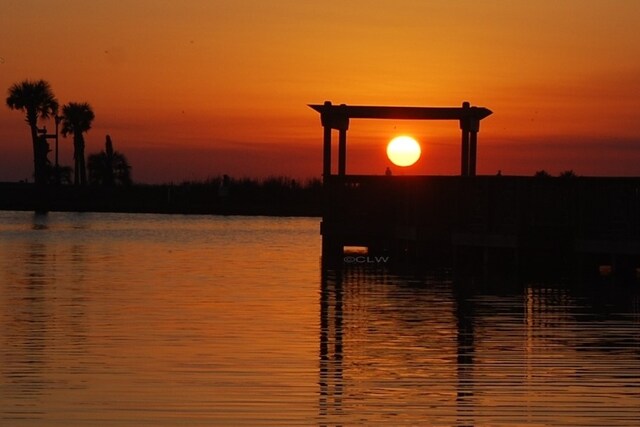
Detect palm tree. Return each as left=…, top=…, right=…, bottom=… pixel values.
left=5, top=79, right=58, bottom=186
left=61, top=102, right=95, bottom=185
left=88, top=135, right=132, bottom=186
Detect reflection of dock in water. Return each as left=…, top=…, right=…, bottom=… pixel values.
left=318, top=268, right=344, bottom=423
left=317, top=264, right=640, bottom=425
left=318, top=265, right=479, bottom=426
left=311, top=102, right=640, bottom=279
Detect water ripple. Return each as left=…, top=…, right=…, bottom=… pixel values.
left=1, top=211, right=639, bottom=426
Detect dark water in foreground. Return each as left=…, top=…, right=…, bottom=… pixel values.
left=1, top=211, right=639, bottom=426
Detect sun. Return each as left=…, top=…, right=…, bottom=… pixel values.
left=386, top=136, right=421, bottom=167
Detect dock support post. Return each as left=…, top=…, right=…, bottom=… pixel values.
left=460, top=102, right=470, bottom=176
left=323, top=126, right=332, bottom=179
left=461, top=130, right=469, bottom=176
left=321, top=101, right=333, bottom=180
left=337, top=104, right=349, bottom=177
left=469, top=117, right=480, bottom=177
left=338, top=128, right=347, bottom=176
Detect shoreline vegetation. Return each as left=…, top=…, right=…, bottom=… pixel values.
left=4, top=79, right=324, bottom=217
left=0, top=171, right=596, bottom=218
left=0, top=176, right=323, bottom=217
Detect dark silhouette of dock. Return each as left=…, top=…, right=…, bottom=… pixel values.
left=311, top=102, right=640, bottom=279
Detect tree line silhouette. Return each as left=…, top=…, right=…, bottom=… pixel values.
left=5, top=78, right=589, bottom=216
left=5, top=79, right=131, bottom=187
left=3, top=78, right=322, bottom=214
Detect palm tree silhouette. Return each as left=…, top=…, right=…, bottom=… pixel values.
left=88, top=135, right=132, bottom=186
left=61, top=102, right=95, bottom=185
left=5, top=79, right=58, bottom=186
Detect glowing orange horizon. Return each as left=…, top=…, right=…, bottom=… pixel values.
left=1, top=1, right=640, bottom=182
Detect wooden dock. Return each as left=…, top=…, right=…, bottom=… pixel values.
left=321, top=175, right=640, bottom=278
left=310, top=101, right=640, bottom=279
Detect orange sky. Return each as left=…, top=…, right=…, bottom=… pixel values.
left=1, top=0, right=639, bottom=183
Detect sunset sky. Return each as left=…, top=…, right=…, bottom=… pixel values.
left=1, top=0, right=639, bottom=183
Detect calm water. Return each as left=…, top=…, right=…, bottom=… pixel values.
left=1, top=211, right=639, bottom=426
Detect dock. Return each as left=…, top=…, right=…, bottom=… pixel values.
left=311, top=102, right=640, bottom=278
left=321, top=174, right=640, bottom=275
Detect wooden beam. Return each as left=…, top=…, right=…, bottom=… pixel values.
left=310, top=104, right=492, bottom=122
